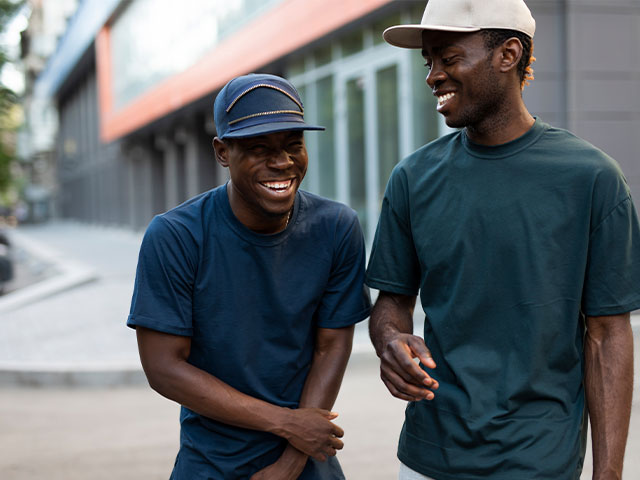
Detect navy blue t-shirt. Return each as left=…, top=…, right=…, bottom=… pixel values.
left=128, top=184, right=371, bottom=479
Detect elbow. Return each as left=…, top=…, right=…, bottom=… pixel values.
left=315, top=329, right=354, bottom=362
left=140, top=361, right=166, bottom=393
left=140, top=357, right=182, bottom=397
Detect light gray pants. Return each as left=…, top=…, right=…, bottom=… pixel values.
left=399, top=463, right=436, bottom=480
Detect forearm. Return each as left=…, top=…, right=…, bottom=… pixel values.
left=144, top=356, right=289, bottom=436
left=279, top=325, right=355, bottom=470
left=584, top=313, right=634, bottom=480
left=299, top=325, right=354, bottom=410
left=369, top=291, right=416, bottom=356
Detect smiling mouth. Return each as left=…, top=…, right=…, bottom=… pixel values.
left=437, top=92, right=456, bottom=107
left=260, top=179, right=294, bottom=193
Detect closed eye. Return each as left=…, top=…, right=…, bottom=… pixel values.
left=249, top=144, right=270, bottom=154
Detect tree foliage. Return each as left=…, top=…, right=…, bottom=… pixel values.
left=0, top=0, right=23, bottom=197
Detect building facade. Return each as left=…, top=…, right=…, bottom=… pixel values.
left=28, top=0, right=640, bottom=245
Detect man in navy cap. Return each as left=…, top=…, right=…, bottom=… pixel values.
left=128, top=73, right=371, bottom=479
left=366, top=0, right=639, bottom=479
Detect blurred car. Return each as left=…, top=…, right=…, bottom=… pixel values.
left=0, top=229, right=13, bottom=294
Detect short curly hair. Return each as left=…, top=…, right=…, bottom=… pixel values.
left=481, top=29, right=535, bottom=90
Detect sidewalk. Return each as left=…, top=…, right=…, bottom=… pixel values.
left=0, top=221, right=145, bottom=384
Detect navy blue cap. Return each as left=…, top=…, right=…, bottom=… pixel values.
left=214, top=73, right=325, bottom=139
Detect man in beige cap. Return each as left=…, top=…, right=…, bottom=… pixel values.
left=366, top=1, right=639, bottom=479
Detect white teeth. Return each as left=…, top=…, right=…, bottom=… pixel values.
left=437, top=92, right=456, bottom=105
left=262, top=180, right=291, bottom=190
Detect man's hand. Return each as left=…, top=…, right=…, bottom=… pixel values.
left=369, top=292, right=438, bottom=402
left=277, top=408, right=344, bottom=461
left=379, top=332, right=439, bottom=402
left=250, top=445, right=307, bottom=480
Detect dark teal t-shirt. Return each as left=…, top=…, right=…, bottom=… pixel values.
left=366, top=119, right=640, bottom=479
left=128, top=184, right=371, bottom=479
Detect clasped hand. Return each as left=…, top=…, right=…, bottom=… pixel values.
left=281, top=407, right=344, bottom=462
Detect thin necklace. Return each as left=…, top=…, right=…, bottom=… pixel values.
left=285, top=208, right=293, bottom=228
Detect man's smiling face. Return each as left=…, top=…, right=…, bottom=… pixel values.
left=219, top=130, right=308, bottom=232
left=422, top=30, right=504, bottom=130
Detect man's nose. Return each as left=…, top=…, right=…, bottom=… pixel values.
left=426, top=65, right=446, bottom=88
left=268, top=150, right=294, bottom=168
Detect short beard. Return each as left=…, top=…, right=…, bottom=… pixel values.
left=446, top=54, right=503, bottom=132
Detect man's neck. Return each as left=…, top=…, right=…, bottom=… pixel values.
left=465, top=102, right=535, bottom=146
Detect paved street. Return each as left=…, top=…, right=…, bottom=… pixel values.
left=0, top=221, right=639, bottom=479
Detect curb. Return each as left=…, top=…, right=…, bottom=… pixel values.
left=0, top=363, right=148, bottom=388
left=0, top=349, right=379, bottom=389
left=0, top=230, right=98, bottom=313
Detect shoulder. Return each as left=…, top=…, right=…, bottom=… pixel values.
left=145, top=186, right=222, bottom=246
left=538, top=123, right=621, bottom=171
left=297, top=190, right=363, bottom=246
left=299, top=190, right=359, bottom=225
left=540, top=123, right=628, bottom=189
left=400, top=130, right=462, bottom=170
left=388, top=131, right=463, bottom=189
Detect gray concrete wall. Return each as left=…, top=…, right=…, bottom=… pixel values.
left=525, top=0, right=568, bottom=129
left=525, top=0, right=640, bottom=198
left=566, top=0, right=640, bottom=198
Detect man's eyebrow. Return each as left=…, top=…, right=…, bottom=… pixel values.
left=422, top=44, right=456, bottom=57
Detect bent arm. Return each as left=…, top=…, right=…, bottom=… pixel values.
left=136, top=327, right=340, bottom=461
left=252, top=325, right=355, bottom=479
left=584, top=312, right=634, bottom=480
left=137, top=327, right=285, bottom=432
left=369, top=291, right=438, bottom=402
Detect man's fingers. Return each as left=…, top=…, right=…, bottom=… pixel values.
left=311, top=452, right=328, bottom=462
left=382, top=376, right=432, bottom=402
left=330, top=436, right=344, bottom=450
left=381, top=367, right=435, bottom=401
left=385, top=346, right=438, bottom=389
left=406, top=337, right=437, bottom=369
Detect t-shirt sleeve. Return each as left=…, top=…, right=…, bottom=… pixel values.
left=365, top=167, right=421, bottom=295
left=315, top=211, right=371, bottom=328
left=582, top=194, right=640, bottom=316
left=127, top=215, right=197, bottom=336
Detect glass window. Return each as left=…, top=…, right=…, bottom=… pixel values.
left=411, top=49, right=439, bottom=150
left=372, top=13, right=402, bottom=45
left=314, top=44, right=333, bottom=67
left=341, top=30, right=364, bottom=57
left=376, top=65, right=399, bottom=198
left=296, top=85, right=312, bottom=192
left=347, top=77, right=367, bottom=234
left=411, top=3, right=426, bottom=22
left=316, top=76, right=336, bottom=199
left=110, top=0, right=285, bottom=110
left=288, top=57, right=306, bottom=78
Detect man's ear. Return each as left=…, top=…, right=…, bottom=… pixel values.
left=498, top=37, right=523, bottom=74
left=213, top=137, right=230, bottom=168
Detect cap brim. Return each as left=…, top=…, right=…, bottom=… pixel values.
left=222, top=121, right=325, bottom=139
left=383, top=24, right=480, bottom=49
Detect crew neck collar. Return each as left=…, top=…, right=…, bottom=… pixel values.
left=218, top=182, right=301, bottom=246
left=461, top=117, right=546, bottom=159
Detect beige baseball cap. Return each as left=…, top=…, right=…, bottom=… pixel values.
left=383, top=0, right=536, bottom=49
